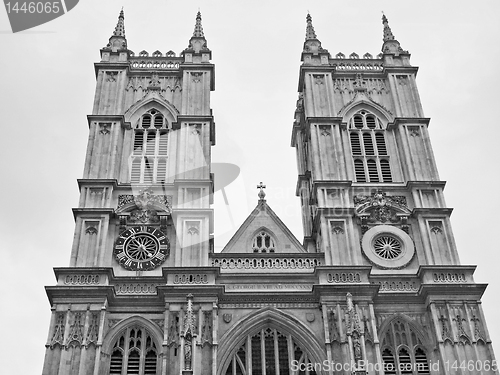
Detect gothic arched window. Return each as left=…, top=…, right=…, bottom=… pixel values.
left=380, top=318, right=430, bottom=375
left=109, top=326, right=158, bottom=375
left=348, top=111, right=392, bottom=183
left=130, top=109, right=169, bottom=184
left=251, top=231, right=276, bottom=253
left=224, top=328, right=316, bottom=375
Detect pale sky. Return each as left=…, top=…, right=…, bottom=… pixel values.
left=0, top=0, right=499, bottom=372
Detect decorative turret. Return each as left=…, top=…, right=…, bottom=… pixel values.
left=182, top=11, right=212, bottom=62
left=301, top=13, right=329, bottom=65
left=105, top=9, right=127, bottom=52
left=381, top=14, right=408, bottom=55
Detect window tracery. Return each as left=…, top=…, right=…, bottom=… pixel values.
left=109, top=326, right=158, bottom=375
left=348, top=110, right=392, bottom=183
left=380, top=318, right=430, bottom=375
left=224, top=328, right=316, bottom=375
left=130, top=109, right=169, bottom=184
left=251, top=231, right=276, bottom=253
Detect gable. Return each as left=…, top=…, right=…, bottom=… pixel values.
left=221, top=200, right=306, bottom=254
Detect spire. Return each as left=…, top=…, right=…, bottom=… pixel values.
left=104, top=8, right=127, bottom=52
left=380, top=13, right=408, bottom=55
left=382, top=14, right=394, bottom=42
left=113, top=8, right=125, bottom=37
left=192, top=11, right=205, bottom=38
left=301, top=13, right=329, bottom=62
left=305, top=13, right=317, bottom=40
left=183, top=10, right=211, bottom=57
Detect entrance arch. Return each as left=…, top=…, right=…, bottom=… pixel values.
left=218, top=308, right=327, bottom=375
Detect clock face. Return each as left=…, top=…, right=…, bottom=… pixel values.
left=114, top=226, right=169, bottom=270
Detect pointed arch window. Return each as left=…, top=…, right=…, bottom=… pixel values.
left=348, top=110, right=392, bottom=183
left=251, top=231, right=276, bottom=253
left=130, top=109, right=169, bottom=184
left=224, top=328, right=316, bottom=375
left=108, top=326, right=158, bottom=375
left=380, top=318, right=430, bottom=375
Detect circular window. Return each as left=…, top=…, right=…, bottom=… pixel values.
left=361, top=225, right=414, bottom=269
left=373, top=235, right=402, bottom=259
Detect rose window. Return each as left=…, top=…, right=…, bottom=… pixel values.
left=373, top=235, right=402, bottom=259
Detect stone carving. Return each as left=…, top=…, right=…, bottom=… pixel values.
left=353, top=73, right=366, bottom=91
left=99, top=122, right=111, bottom=135
left=167, top=312, right=180, bottom=348
left=118, top=188, right=172, bottom=213
left=106, top=71, right=117, bottom=82
left=200, top=311, right=213, bottom=347
left=354, top=189, right=410, bottom=225
left=191, top=72, right=202, bottom=83
left=129, top=209, right=159, bottom=223
left=320, top=126, right=331, bottom=136
left=408, top=126, right=420, bottom=137
left=295, top=92, right=303, bottom=112
left=438, top=313, right=453, bottom=344
left=66, top=312, right=84, bottom=348
left=306, top=313, right=315, bottom=322
left=332, top=226, right=344, bottom=234
left=182, top=294, right=196, bottom=370
left=453, top=313, right=471, bottom=345
left=430, top=225, right=442, bottom=234
left=345, top=293, right=364, bottom=370
left=328, top=308, right=340, bottom=343
left=153, top=319, right=164, bottom=329
left=313, top=74, right=325, bottom=85
left=362, top=314, right=373, bottom=343
left=471, top=315, right=486, bottom=343
left=85, top=312, right=99, bottom=348
left=148, top=71, right=160, bottom=88
left=223, top=313, right=232, bottom=323
left=50, top=312, right=66, bottom=349
left=85, top=226, right=98, bottom=235
left=187, top=224, right=200, bottom=235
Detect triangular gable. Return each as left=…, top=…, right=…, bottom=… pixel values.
left=221, top=200, right=306, bottom=254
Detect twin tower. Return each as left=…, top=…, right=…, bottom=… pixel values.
left=42, top=10, right=497, bottom=375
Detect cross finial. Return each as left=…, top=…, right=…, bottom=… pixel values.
left=257, top=182, right=266, bottom=201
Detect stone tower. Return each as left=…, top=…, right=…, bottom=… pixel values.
left=291, top=13, right=497, bottom=374
left=42, top=10, right=216, bottom=375
left=41, top=10, right=497, bottom=375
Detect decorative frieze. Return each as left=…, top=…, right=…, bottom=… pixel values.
left=64, top=274, right=100, bottom=285
left=212, top=256, right=321, bottom=270
left=373, top=279, right=419, bottom=292
left=114, top=283, right=158, bottom=295
left=173, top=274, right=208, bottom=284
left=327, top=272, right=361, bottom=283
left=432, top=272, right=467, bottom=283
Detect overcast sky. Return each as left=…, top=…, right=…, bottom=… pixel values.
left=0, top=0, right=499, bottom=372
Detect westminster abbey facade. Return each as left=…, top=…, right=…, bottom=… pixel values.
left=41, top=10, right=497, bottom=375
